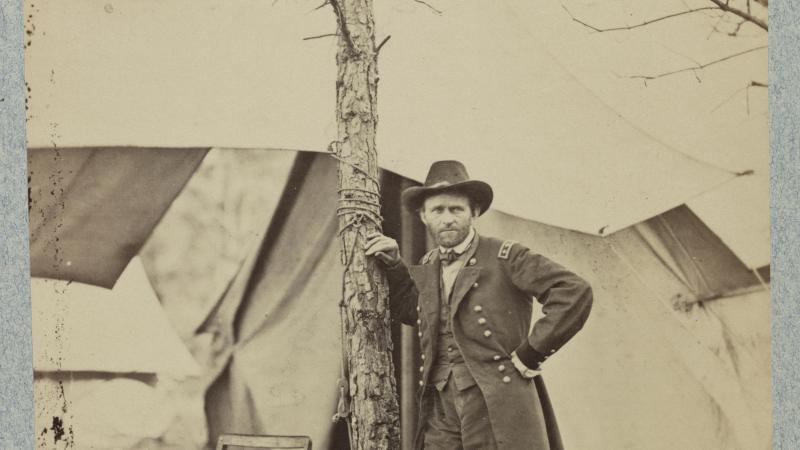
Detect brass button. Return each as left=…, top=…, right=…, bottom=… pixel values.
left=416, top=319, right=421, bottom=325
left=419, top=366, right=424, bottom=373
left=484, top=330, right=492, bottom=338
left=478, top=318, right=487, bottom=325
left=473, top=282, right=479, bottom=288
left=421, top=354, right=426, bottom=360
left=474, top=305, right=483, bottom=312
left=417, top=331, right=423, bottom=338
left=502, top=376, right=511, bottom=383
left=416, top=306, right=421, bottom=312
left=550, top=349, right=556, bottom=354
left=419, top=380, right=424, bottom=386
left=493, top=355, right=501, bottom=361
left=498, top=365, right=506, bottom=372
left=447, top=346, right=454, bottom=352
left=469, top=258, right=477, bottom=265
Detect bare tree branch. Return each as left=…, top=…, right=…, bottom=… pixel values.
left=563, top=1, right=767, bottom=33
left=563, top=4, right=719, bottom=32
left=705, top=9, right=728, bottom=39
left=707, top=0, right=767, bottom=30
left=413, top=0, right=443, bottom=15
left=376, top=35, right=392, bottom=54
left=710, top=80, right=768, bottom=114
left=313, top=0, right=330, bottom=11
left=303, top=33, right=338, bottom=41
left=628, top=45, right=767, bottom=81
left=727, top=19, right=748, bottom=36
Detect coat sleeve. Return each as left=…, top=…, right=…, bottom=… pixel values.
left=384, top=259, right=419, bottom=326
left=501, top=243, right=593, bottom=369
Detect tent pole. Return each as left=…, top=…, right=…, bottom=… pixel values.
left=399, top=178, right=424, bottom=450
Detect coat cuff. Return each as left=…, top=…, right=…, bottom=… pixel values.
left=514, top=341, right=547, bottom=370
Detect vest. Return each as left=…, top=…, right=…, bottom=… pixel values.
left=430, top=250, right=478, bottom=392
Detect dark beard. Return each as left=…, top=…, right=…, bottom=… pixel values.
left=432, top=227, right=469, bottom=248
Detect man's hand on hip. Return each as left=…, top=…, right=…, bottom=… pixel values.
left=364, top=232, right=401, bottom=267
left=511, top=351, right=541, bottom=379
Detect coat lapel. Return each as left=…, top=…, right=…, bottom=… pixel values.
left=408, top=261, right=440, bottom=320
left=449, top=266, right=481, bottom=320
left=449, top=234, right=483, bottom=320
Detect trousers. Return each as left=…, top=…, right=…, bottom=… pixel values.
left=422, top=374, right=497, bottom=450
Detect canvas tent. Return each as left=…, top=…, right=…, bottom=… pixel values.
left=150, top=151, right=768, bottom=450
left=24, top=0, right=769, bottom=448
left=27, top=146, right=771, bottom=449
left=31, top=258, right=203, bottom=449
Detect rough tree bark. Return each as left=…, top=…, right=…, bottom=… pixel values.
left=329, top=0, right=401, bottom=449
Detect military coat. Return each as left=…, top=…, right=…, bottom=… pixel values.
left=385, top=235, right=593, bottom=450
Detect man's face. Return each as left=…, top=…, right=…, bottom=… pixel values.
left=419, top=193, right=477, bottom=248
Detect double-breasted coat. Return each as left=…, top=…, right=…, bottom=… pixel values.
left=385, top=234, right=593, bottom=450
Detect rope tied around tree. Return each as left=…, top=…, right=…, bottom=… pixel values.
left=329, top=137, right=389, bottom=448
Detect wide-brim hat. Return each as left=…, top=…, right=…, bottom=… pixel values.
left=401, top=160, right=493, bottom=215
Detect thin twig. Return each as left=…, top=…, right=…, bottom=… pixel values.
left=303, top=33, right=338, bottom=41
left=727, top=19, right=748, bottom=36
left=707, top=0, right=767, bottom=30
left=628, top=45, right=767, bottom=81
left=562, top=4, right=719, bottom=32
left=413, top=0, right=443, bottom=15
left=313, top=0, right=330, bottom=11
left=376, top=35, right=392, bottom=54
left=706, top=10, right=727, bottom=39
left=710, top=83, right=751, bottom=113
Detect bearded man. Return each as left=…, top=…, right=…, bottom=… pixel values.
left=364, top=160, right=593, bottom=450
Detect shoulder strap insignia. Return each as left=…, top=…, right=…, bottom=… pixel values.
left=498, top=240, right=516, bottom=260
left=421, top=249, right=437, bottom=265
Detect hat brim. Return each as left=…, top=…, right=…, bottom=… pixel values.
left=401, top=180, right=493, bottom=216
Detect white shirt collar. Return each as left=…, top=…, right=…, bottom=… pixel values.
left=440, top=227, right=476, bottom=255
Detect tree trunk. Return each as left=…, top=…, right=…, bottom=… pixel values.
left=330, top=0, right=401, bottom=449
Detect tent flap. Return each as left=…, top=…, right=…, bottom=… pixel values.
left=28, top=147, right=209, bottom=288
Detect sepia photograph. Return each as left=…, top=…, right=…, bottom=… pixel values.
left=23, top=0, right=769, bottom=449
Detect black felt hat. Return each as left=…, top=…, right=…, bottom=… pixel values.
left=401, top=160, right=493, bottom=215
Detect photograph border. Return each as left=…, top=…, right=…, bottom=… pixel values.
left=1, top=0, right=797, bottom=447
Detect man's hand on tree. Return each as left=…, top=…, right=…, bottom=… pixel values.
left=364, top=232, right=401, bottom=267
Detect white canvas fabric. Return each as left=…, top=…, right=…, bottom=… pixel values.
left=31, top=257, right=201, bottom=378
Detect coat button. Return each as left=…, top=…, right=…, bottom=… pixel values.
left=469, top=258, right=477, bottom=266
left=478, top=318, right=487, bottom=325
left=419, top=380, right=424, bottom=386
left=498, top=365, right=506, bottom=372
left=502, top=376, right=511, bottom=383
left=474, top=305, right=483, bottom=312
left=421, top=354, right=426, bottom=360
left=550, top=349, right=556, bottom=354
left=416, top=306, right=421, bottom=312
left=483, top=330, right=492, bottom=337
left=419, top=366, right=424, bottom=373
left=416, top=319, right=421, bottom=325
left=493, top=355, right=501, bottom=361
left=417, top=331, right=423, bottom=338
left=473, top=282, right=479, bottom=288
